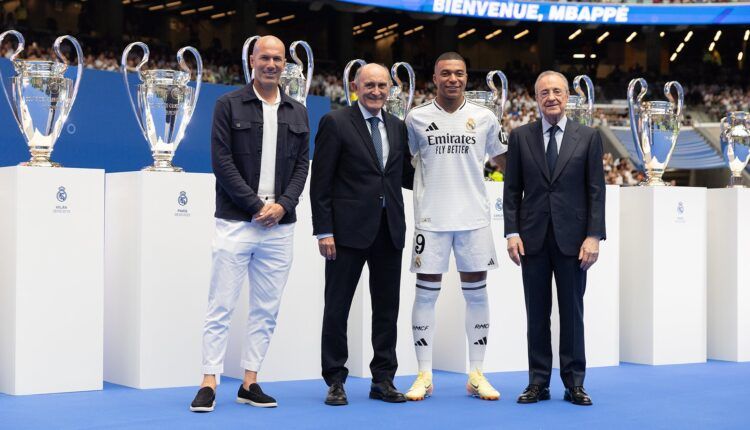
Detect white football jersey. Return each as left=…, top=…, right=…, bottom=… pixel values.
left=406, top=98, right=507, bottom=232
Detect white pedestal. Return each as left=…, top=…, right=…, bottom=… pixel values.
left=103, top=172, right=215, bottom=389
left=434, top=184, right=620, bottom=374
left=620, top=186, right=707, bottom=365
left=225, top=176, right=325, bottom=382
left=0, top=166, right=104, bottom=395
left=346, top=190, right=418, bottom=378
left=707, top=188, right=750, bottom=362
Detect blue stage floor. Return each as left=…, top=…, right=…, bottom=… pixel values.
left=1, top=361, right=748, bottom=429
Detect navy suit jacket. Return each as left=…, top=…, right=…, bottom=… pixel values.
left=310, top=104, right=414, bottom=250
left=503, top=119, right=606, bottom=256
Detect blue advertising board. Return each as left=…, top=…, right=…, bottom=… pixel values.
left=341, top=0, right=750, bottom=25
left=0, top=59, right=330, bottom=172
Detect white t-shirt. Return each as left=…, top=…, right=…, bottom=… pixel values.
left=405, top=98, right=507, bottom=232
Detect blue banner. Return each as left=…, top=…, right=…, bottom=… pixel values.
left=340, top=0, right=750, bottom=25
left=0, top=59, right=330, bottom=172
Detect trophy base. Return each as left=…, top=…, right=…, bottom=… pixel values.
left=640, top=178, right=669, bottom=187
left=142, top=165, right=184, bottom=173
left=20, top=160, right=61, bottom=168
left=728, top=175, right=745, bottom=188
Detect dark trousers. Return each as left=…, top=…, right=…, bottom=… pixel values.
left=520, top=223, right=587, bottom=389
left=321, top=211, right=402, bottom=386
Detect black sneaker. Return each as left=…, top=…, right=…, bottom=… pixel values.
left=237, top=383, right=278, bottom=408
left=190, top=386, right=216, bottom=412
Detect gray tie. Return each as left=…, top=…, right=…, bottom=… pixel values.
left=367, top=116, right=384, bottom=170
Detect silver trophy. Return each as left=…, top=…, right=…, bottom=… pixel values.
left=343, top=58, right=367, bottom=107
left=242, top=37, right=313, bottom=106
left=385, top=62, right=415, bottom=120
left=121, top=42, right=202, bottom=172
left=720, top=111, right=750, bottom=188
left=627, top=78, right=684, bottom=186
left=566, top=74, right=595, bottom=126
left=280, top=40, right=314, bottom=106
left=465, top=70, right=509, bottom=144
left=465, top=70, right=508, bottom=119
left=0, top=30, right=83, bottom=167
left=241, top=35, right=260, bottom=83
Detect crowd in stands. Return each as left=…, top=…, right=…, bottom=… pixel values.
left=0, top=33, right=722, bottom=186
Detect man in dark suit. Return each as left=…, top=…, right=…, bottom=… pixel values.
left=503, top=71, right=606, bottom=406
left=310, top=63, right=413, bottom=406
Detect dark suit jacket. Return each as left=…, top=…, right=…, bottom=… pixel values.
left=211, top=84, right=309, bottom=223
left=503, top=119, right=606, bottom=256
left=310, top=104, right=414, bottom=250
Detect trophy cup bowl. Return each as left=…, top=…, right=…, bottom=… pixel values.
left=0, top=30, right=83, bottom=167
left=121, top=42, right=202, bottom=172
left=566, top=74, right=595, bottom=127
left=720, top=111, right=750, bottom=188
left=279, top=40, right=314, bottom=106
left=385, top=62, right=415, bottom=120
left=627, top=78, right=684, bottom=186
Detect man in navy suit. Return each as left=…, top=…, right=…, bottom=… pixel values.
left=503, top=71, right=606, bottom=406
left=310, top=63, right=414, bottom=406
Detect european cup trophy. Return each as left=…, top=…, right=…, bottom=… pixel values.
left=0, top=30, right=83, bottom=167
left=385, top=62, right=415, bottom=120
left=464, top=70, right=509, bottom=144
left=465, top=70, right=508, bottom=119
left=566, top=74, right=594, bottom=126
left=121, top=42, right=202, bottom=172
left=720, top=111, right=750, bottom=188
left=242, top=37, right=313, bottom=106
left=627, top=78, right=684, bottom=186
left=343, top=58, right=366, bottom=107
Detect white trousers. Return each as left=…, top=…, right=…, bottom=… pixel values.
left=201, top=220, right=294, bottom=375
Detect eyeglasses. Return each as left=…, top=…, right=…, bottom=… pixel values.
left=537, top=88, right=566, bottom=99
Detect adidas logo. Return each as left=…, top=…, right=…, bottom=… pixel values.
left=474, top=336, right=488, bottom=346
left=425, top=122, right=439, bottom=132
left=487, top=258, right=495, bottom=266
left=415, top=338, right=428, bottom=346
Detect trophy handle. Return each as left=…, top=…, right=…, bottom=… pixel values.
left=290, top=40, right=314, bottom=101
left=0, top=30, right=25, bottom=125
left=343, top=59, right=366, bottom=106
left=177, top=46, right=203, bottom=116
left=664, top=81, right=684, bottom=119
left=53, top=35, right=84, bottom=111
left=627, top=77, right=648, bottom=162
left=391, top=62, right=415, bottom=115
left=574, top=74, right=595, bottom=116
left=120, top=42, right=150, bottom=137
left=242, top=35, right=260, bottom=84
left=486, top=70, right=509, bottom=118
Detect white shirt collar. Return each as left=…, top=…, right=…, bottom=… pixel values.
left=252, top=84, right=281, bottom=106
left=357, top=100, right=384, bottom=123
left=541, top=115, right=567, bottom=135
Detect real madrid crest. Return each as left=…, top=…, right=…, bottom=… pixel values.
left=178, top=191, right=188, bottom=206
left=465, top=117, right=476, bottom=132
left=56, top=186, right=67, bottom=202
left=414, top=255, right=422, bottom=268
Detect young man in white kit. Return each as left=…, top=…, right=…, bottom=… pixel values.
left=404, top=52, right=507, bottom=401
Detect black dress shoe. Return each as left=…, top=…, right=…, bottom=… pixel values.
left=369, top=380, right=406, bottom=403
left=517, top=384, right=551, bottom=404
left=325, top=382, right=348, bottom=406
left=564, top=386, right=593, bottom=406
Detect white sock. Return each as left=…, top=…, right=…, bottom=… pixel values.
left=462, top=280, right=489, bottom=373
left=412, top=279, right=440, bottom=373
